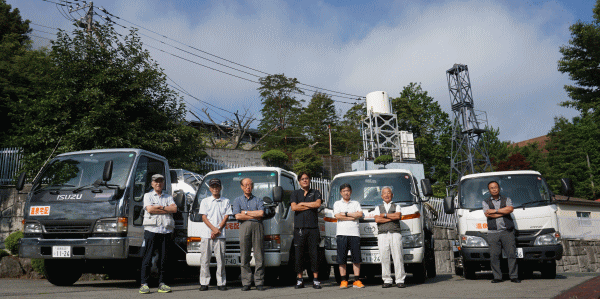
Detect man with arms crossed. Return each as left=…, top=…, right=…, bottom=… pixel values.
left=290, top=172, right=323, bottom=289
left=139, top=174, right=177, bottom=294
left=374, top=187, right=406, bottom=288
left=333, top=183, right=365, bottom=289
left=232, top=178, right=266, bottom=291
left=198, top=178, right=232, bottom=291
left=482, top=181, right=520, bottom=283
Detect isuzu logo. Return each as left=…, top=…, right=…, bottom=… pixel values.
left=364, top=226, right=376, bottom=233
left=56, top=194, right=83, bottom=201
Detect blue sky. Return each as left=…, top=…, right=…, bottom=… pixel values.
left=9, top=0, right=599, bottom=142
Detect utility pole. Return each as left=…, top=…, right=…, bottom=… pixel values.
left=328, top=124, right=332, bottom=155
left=70, top=1, right=94, bottom=35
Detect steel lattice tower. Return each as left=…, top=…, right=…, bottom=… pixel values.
left=447, top=64, right=493, bottom=191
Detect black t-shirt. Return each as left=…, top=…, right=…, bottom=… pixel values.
left=290, top=188, right=322, bottom=228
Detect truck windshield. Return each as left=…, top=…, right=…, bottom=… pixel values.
left=459, top=174, right=552, bottom=209
left=32, top=152, right=136, bottom=193
left=327, top=173, right=415, bottom=208
left=195, top=171, right=278, bottom=204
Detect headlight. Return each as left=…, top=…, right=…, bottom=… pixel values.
left=93, top=217, right=128, bottom=233
left=187, top=237, right=202, bottom=252
left=264, top=235, right=281, bottom=250
left=403, top=233, right=423, bottom=248
left=324, top=236, right=337, bottom=250
left=534, top=232, right=561, bottom=246
left=460, top=235, right=488, bottom=247
left=24, top=222, right=43, bottom=234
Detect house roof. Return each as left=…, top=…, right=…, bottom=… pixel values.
left=510, top=135, right=549, bottom=151
left=554, top=195, right=600, bottom=207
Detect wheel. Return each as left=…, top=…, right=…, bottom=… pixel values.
left=454, top=265, right=463, bottom=276
left=540, top=260, right=557, bottom=279
left=463, top=262, right=476, bottom=280
left=44, top=259, right=83, bottom=286
left=426, top=249, right=437, bottom=278
left=412, top=262, right=426, bottom=283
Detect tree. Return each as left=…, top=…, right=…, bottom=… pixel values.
left=374, top=155, right=393, bottom=168
left=391, top=83, right=452, bottom=197
left=495, top=153, right=531, bottom=171
left=261, top=149, right=289, bottom=168
left=336, top=102, right=365, bottom=160
left=297, top=92, right=338, bottom=154
left=0, top=0, right=31, bottom=45
left=11, top=24, right=204, bottom=175
left=558, top=0, right=600, bottom=118
left=257, top=74, right=305, bottom=151
left=292, top=147, right=323, bottom=177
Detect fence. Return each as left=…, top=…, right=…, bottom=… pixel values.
left=0, top=148, right=23, bottom=185
left=198, top=157, right=247, bottom=174
left=428, top=197, right=457, bottom=228
left=310, top=178, right=331, bottom=202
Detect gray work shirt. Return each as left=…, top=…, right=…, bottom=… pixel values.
left=481, top=196, right=513, bottom=233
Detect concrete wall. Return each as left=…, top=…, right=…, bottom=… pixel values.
left=205, top=148, right=266, bottom=167
left=0, top=185, right=29, bottom=242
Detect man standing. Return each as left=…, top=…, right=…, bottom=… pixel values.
left=232, top=178, right=266, bottom=291
left=374, top=187, right=406, bottom=288
left=198, top=178, right=232, bottom=291
left=290, top=172, right=323, bottom=289
left=139, top=174, right=177, bottom=294
left=333, top=183, right=365, bottom=289
left=482, top=181, right=520, bottom=283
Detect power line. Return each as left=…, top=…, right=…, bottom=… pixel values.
left=30, top=22, right=59, bottom=30
left=31, top=28, right=56, bottom=36
left=29, top=34, right=54, bottom=41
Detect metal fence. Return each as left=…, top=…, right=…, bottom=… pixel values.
left=0, top=148, right=23, bottom=185
left=558, top=216, right=600, bottom=240
left=428, top=197, right=457, bottom=228
left=310, top=177, right=331, bottom=202
left=198, top=157, right=246, bottom=175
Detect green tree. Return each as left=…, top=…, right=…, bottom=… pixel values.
left=261, top=149, right=289, bottom=168
left=374, top=155, right=393, bottom=168
left=292, top=147, right=323, bottom=177
left=11, top=24, right=204, bottom=175
left=558, top=0, right=600, bottom=118
left=0, top=0, right=30, bottom=45
left=297, top=92, right=338, bottom=154
left=257, top=74, right=305, bottom=151
left=336, top=102, right=365, bottom=160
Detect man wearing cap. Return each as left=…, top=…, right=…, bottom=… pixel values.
left=232, top=178, right=265, bottom=291
left=198, top=178, right=232, bottom=291
left=139, top=174, right=177, bottom=294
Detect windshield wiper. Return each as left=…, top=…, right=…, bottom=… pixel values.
left=33, top=184, right=75, bottom=194
left=517, top=200, right=549, bottom=209
left=72, top=179, right=118, bottom=193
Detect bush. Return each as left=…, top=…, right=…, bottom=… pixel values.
left=374, top=155, right=394, bottom=167
left=31, top=259, right=45, bottom=275
left=261, top=150, right=289, bottom=167
left=0, top=249, right=9, bottom=259
left=5, top=231, right=23, bottom=255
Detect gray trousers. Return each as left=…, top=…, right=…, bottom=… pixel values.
left=239, top=221, right=264, bottom=286
left=199, top=238, right=226, bottom=286
left=488, top=230, right=518, bottom=280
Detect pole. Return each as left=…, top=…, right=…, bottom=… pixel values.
left=586, top=153, right=595, bottom=199
left=328, top=125, right=332, bottom=155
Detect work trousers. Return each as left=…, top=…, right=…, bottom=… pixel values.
left=294, top=227, right=319, bottom=274
left=199, top=238, right=226, bottom=286
left=377, top=232, right=406, bottom=284
left=239, top=221, right=264, bottom=286
left=488, top=230, right=518, bottom=280
left=140, top=231, right=172, bottom=285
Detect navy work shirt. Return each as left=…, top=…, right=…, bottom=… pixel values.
left=232, top=194, right=264, bottom=223
left=290, top=189, right=322, bottom=229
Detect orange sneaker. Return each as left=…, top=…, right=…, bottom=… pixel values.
left=353, top=280, right=365, bottom=288
left=340, top=280, right=349, bottom=288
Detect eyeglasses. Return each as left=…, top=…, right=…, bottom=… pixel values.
left=300, top=178, right=310, bottom=181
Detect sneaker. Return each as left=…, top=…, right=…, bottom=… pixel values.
left=295, top=279, right=305, bottom=289
left=313, top=280, right=322, bottom=289
left=340, top=280, right=349, bottom=289
left=158, top=283, right=172, bottom=293
left=139, top=284, right=150, bottom=294
left=353, top=280, right=365, bottom=288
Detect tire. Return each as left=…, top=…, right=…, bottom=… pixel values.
left=412, top=262, right=426, bottom=283
left=540, top=260, right=557, bottom=279
left=454, top=265, right=463, bottom=276
left=463, top=262, right=476, bottom=280
left=44, top=259, right=83, bottom=286
left=426, top=249, right=437, bottom=278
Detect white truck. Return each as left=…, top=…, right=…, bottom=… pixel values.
left=186, top=167, right=331, bottom=284
left=443, top=170, right=573, bottom=279
left=321, top=169, right=436, bottom=283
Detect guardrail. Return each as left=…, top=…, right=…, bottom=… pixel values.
left=0, top=148, right=23, bottom=185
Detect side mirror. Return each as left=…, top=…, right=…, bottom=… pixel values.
left=170, top=170, right=178, bottom=184
left=421, top=179, right=433, bottom=197
left=263, top=196, right=274, bottom=205
left=273, top=186, right=283, bottom=203
left=174, top=190, right=185, bottom=211
left=560, top=178, right=574, bottom=197
left=16, top=172, right=26, bottom=191
left=444, top=196, right=455, bottom=214
left=103, top=160, right=113, bottom=182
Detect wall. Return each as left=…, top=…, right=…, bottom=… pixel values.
left=0, top=185, right=29, bottom=241
left=204, top=148, right=266, bottom=167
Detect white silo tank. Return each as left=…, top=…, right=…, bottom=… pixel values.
left=366, top=91, right=392, bottom=115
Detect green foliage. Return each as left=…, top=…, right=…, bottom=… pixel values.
left=9, top=23, right=204, bottom=175
left=261, top=149, right=289, bottom=167
left=0, top=249, right=9, bottom=259
left=0, top=0, right=31, bottom=45
left=31, top=259, right=45, bottom=275
left=337, top=102, right=365, bottom=160
left=297, top=92, right=338, bottom=154
left=4, top=230, right=23, bottom=255
left=374, top=155, right=393, bottom=167
left=292, top=148, right=323, bottom=177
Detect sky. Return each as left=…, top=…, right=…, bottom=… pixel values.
left=9, top=0, right=598, bottom=142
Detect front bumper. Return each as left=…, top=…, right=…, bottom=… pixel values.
left=325, top=247, right=425, bottom=264
left=461, top=244, right=563, bottom=262
left=19, top=237, right=128, bottom=259
left=186, top=251, right=283, bottom=267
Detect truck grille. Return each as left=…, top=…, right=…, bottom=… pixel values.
left=226, top=241, right=240, bottom=252
left=360, top=237, right=378, bottom=247
left=44, top=224, right=92, bottom=233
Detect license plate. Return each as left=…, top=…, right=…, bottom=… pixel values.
left=224, top=254, right=239, bottom=265
left=361, top=252, right=381, bottom=263
left=502, top=248, right=523, bottom=259
left=52, top=246, right=71, bottom=258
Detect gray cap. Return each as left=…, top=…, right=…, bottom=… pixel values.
left=151, top=174, right=165, bottom=181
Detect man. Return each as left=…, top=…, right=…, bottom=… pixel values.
left=482, top=181, right=520, bottom=283
left=290, top=172, right=323, bottom=289
left=198, top=178, right=232, bottom=291
left=139, top=174, right=177, bottom=294
left=374, top=187, right=406, bottom=288
left=333, top=183, right=365, bottom=289
left=232, top=178, right=265, bottom=291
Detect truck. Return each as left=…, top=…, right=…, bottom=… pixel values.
left=16, top=148, right=201, bottom=286
left=443, top=170, right=573, bottom=279
left=321, top=169, right=437, bottom=283
left=186, top=167, right=331, bottom=284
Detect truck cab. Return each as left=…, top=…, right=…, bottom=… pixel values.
left=444, top=170, right=568, bottom=279
left=321, top=169, right=436, bottom=283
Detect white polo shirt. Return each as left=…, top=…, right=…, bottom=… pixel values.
left=198, top=195, right=232, bottom=239
left=333, top=199, right=362, bottom=237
